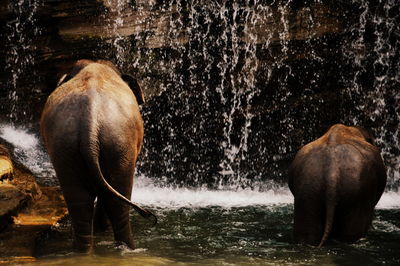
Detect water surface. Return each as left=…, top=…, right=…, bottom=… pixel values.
left=31, top=193, right=400, bottom=265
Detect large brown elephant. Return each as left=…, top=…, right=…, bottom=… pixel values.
left=288, top=124, right=387, bottom=247
left=40, top=59, right=155, bottom=252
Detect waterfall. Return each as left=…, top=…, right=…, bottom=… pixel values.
left=341, top=0, right=400, bottom=189
left=1, top=0, right=40, bottom=122
left=133, top=1, right=399, bottom=190
left=0, top=124, right=56, bottom=185
left=0, top=0, right=399, bottom=192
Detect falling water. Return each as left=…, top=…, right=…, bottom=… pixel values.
left=104, top=0, right=132, bottom=68
left=1, top=0, right=40, bottom=122
left=0, top=124, right=56, bottom=185
left=128, top=0, right=400, bottom=190
left=341, top=0, right=400, bottom=189
left=1, top=0, right=399, bottom=190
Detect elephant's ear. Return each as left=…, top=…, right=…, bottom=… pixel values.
left=56, top=74, right=71, bottom=87
left=122, top=74, right=145, bottom=105
left=354, top=126, right=375, bottom=145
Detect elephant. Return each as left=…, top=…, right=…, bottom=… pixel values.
left=40, top=59, right=156, bottom=252
left=288, top=124, right=387, bottom=247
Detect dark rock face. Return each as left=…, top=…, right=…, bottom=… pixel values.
left=0, top=184, right=27, bottom=231
left=0, top=1, right=398, bottom=189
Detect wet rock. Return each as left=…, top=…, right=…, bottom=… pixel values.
left=11, top=164, right=42, bottom=202
left=242, top=3, right=341, bottom=43
left=0, top=139, right=42, bottom=201
left=0, top=186, right=67, bottom=263
left=0, top=144, right=22, bottom=231
left=0, top=183, right=28, bottom=231
left=0, top=140, right=67, bottom=262
left=13, top=187, right=67, bottom=227
left=0, top=0, right=10, bottom=17
left=0, top=141, right=42, bottom=232
left=0, top=159, right=12, bottom=181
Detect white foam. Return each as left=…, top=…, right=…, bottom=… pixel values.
left=132, top=176, right=400, bottom=209
left=1, top=123, right=399, bottom=210
left=376, top=191, right=400, bottom=209
left=0, top=123, right=55, bottom=178
left=0, top=124, right=38, bottom=149
left=132, top=184, right=400, bottom=209
left=132, top=184, right=294, bottom=209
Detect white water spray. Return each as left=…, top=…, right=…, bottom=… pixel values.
left=0, top=124, right=55, bottom=183
left=0, top=123, right=398, bottom=209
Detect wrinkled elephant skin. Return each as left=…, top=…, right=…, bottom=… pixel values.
left=288, top=124, right=387, bottom=247
left=40, top=59, right=155, bottom=252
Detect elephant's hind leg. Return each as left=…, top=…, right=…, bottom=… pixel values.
left=294, top=198, right=325, bottom=246
left=53, top=159, right=96, bottom=253
left=68, top=199, right=96, bottom=252
left=333, top=205, right=374, bottom=242
left=100, top=166, right=135, bottom=249
left=98, top=137, right=138, bottom=250
left=93, top=198, right=111, bottom=233
left=101, top=192, right=135, bottom=249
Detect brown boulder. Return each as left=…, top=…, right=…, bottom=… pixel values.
left=0, top=141, right=67, bottom=262
left=0, top=142, right=42, bottom=232
left=0, top=183, right=28, bottom=231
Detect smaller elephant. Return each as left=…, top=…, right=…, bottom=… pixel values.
left=288, top=124, right=387, bottom=247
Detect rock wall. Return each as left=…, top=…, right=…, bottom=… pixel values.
left=0, top=0, right=348, bottom=118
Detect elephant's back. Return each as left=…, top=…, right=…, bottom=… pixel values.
left=289, top=146, right=333, bottom=197
left=294, top=143, right=373, bottom=176
left=42, top=63, right=139, bottom=129
left=290, top=144, right=362, bottom=186
left=41, top=70, right=143, bottom=159
left=332, top=143, right=386, bottom=203
left=291, top=142, right=383, bottom=200
left=40, top=89, right=91, bottom=157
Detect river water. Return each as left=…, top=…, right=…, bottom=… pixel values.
left=1, top=124, right=399, bottom=265
left=31, top=206, right=400, bottom=265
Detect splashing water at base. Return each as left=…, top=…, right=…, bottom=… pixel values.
left=1, top=123, right=399, bottom=209
left=0, top=123, right=56, bottom=185
left=133, top=175, right=293, bottom=208
left=132, top=175, right=400, bottom=210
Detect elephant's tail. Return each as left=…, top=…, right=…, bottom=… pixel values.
left=80, top=129, right=157, bottom=226
left=318, top=163, right=338, bottom=248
